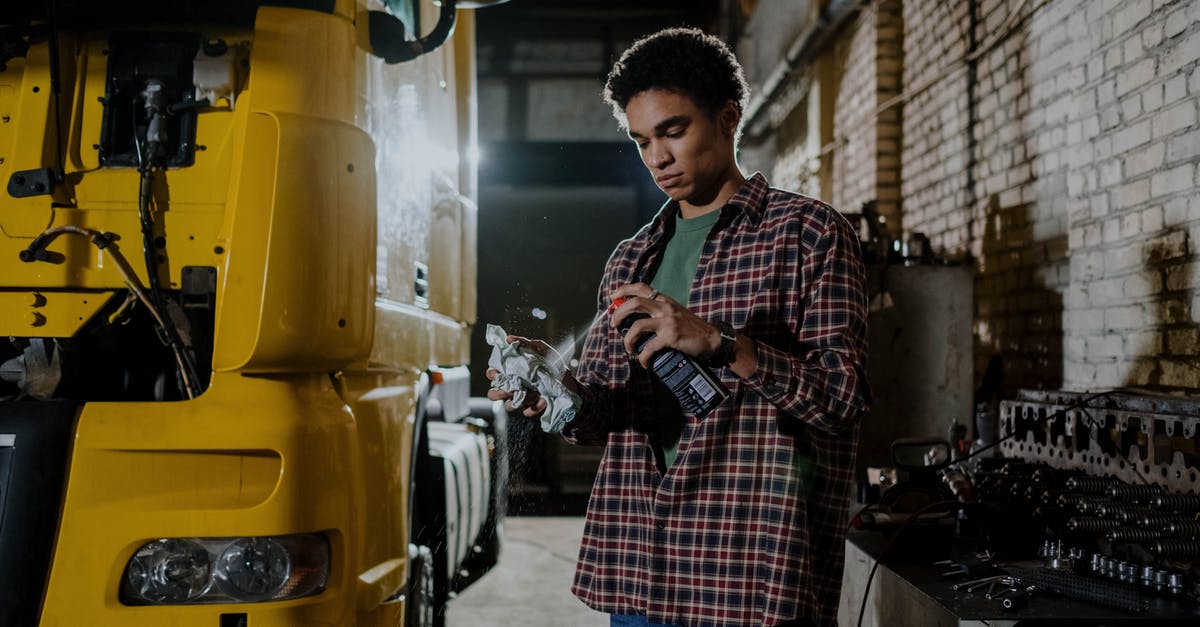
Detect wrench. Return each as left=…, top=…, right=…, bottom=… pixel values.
left=952, top=575, right=1004, bottom=592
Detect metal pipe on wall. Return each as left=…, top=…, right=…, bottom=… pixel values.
left=741, top=0, right=866, bottom=141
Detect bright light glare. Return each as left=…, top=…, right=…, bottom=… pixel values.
left=531, top=307, right=547, bottom=320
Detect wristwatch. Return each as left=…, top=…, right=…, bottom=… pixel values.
left=706, top=321, right=737, bottom=367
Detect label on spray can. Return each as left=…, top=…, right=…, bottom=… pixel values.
left=611, top=298, right=730, bottom=417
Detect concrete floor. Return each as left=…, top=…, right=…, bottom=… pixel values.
left=447, top=516, right=606, bottom=627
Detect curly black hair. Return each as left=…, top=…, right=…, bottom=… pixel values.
left=602, top=27, right=749, bottom=129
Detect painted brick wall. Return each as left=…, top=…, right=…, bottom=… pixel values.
left=901, top=0, right=1074, bottom=391
left=769, top=73, right=823, bottom=196
left=898, top=0, right=972, bottom=256
left=746, top=0, right=1199, bottom=393
left=826, top=0, right=905, bottom=223
left=876, top=0, right=905, bottom=224
left=831, top=8, right=880, bottom=216
left=1062, top=0, right=1200, bottom=390
left=901, top=0, right=1199, bottom=392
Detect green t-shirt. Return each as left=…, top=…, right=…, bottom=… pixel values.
left=649, top=208, right=722, bottom=469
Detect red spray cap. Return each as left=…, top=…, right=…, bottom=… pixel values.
left=609, top=297, right=628, bottom=312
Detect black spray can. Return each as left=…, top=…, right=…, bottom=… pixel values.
left=612, top=299, right=730, bottom=417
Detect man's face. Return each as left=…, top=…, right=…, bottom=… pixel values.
left=625, top=89, right=735, bottom=205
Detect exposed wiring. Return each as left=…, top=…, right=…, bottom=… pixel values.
left=136, top=166, right=164, bottom=302
left=132, top=104, right=165, bottom=305
left=18, top=226, right=199, bottom=399
left=128, top=85, right=204, bottom=398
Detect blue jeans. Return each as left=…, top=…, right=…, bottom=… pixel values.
left=609, top=614, right=681, bottom=627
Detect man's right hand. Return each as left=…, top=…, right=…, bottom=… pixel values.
left=485, top=334, right=558, bottom=418
left=486, top=367, right=549, bottom=417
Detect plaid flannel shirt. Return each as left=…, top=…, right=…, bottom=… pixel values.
left=563, top=173, right=870, bottom=627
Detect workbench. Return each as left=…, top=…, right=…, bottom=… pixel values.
left=838, top=530, right=1200, bottom=626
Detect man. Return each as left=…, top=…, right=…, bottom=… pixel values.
left=488, top=27, right=870, bottom=627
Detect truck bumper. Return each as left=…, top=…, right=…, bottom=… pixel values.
left=35, top=372, right=382, bottom=626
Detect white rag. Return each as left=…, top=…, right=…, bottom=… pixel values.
left=485, top=324, right=580, bottom=433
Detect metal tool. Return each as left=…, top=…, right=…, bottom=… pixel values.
left=951, top=574, right=1005, bottom=593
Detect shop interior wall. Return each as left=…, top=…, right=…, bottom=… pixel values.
left=743, top=0, right=1200, bottom=400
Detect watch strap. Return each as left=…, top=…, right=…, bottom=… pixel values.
left=707, top=321, right=737, bottom=367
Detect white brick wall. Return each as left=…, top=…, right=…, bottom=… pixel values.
left=892, top=0, right=1199, bottom=392
left=1067, top=0, right=1199, bottom=390
left=752, top=0, right=1199, bottom=393
left=744, top=0, right=1195, bottom=389
left=816, top=0, right=904, bottom=222
left=898, top=0, right=1075, bottom=390
left=829, top=7, right=880, bottom=216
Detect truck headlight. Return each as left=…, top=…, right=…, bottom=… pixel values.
left=120, top=533, right=330, bottom=605
left=124, top=538, right=212, bottom=603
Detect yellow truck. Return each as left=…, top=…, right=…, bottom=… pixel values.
left=0, top=1, right=504, bottom=625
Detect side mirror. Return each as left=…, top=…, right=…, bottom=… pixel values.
left=367, top=0, right=457, bottom=64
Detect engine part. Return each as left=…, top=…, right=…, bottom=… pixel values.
left=1139, top=512, right=1193, bottom=528
left=1065, top=476, right=1117, bottom=494
left=1000, top=390, right=1200, bottom=493
left=1110, top=506, right=1154, bottom=523
left=193, top=38, right=237, bottom=108
left=1168, top=572, right=1186, bottom=596
left=1165, top=519, right=1200, bottom=538
left=1153, top=493, right=1200, bottom=511
left=955, top=392, right=1200, bottom=616
left=99, top=32, right=201, bottom=168
left=1106, top=484, right=1163, bottom=502
left=1067, top=517, right=1119, bottom=533
left=1151, top=540, right=1200, bottom=558
left=1105, top=527, right=1164, bottom=543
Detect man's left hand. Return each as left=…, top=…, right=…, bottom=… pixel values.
left=611, top=283, right=719, bottom=370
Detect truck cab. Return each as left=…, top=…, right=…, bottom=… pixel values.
left=0, top=1, right=501, bottom=625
